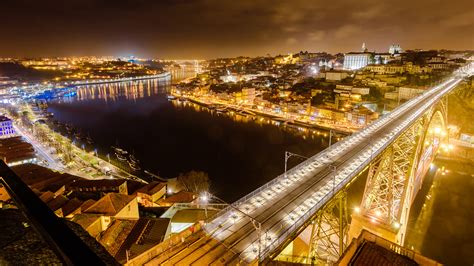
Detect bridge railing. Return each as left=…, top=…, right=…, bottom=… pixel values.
left=204, top=136, right=349, bottom=227
left=257, top=139, right=392, bottom=262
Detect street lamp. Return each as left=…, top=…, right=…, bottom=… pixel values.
left=284, top=151, right=308, bottom=176
left=329, top=129, right=335, bottom=147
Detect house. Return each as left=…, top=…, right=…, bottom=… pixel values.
left=67, top=179, right=129, bottom=195
left=59, top=198, right=84, bottom=218
left=83, top=192, right=139, bottom=219
left=156, top=191, right=196, bottom=207
left=135, top=181, right=167, bottom=207
left=71, top=214, right=107, bottom=238
left=72, top=193, right=139, bottom=237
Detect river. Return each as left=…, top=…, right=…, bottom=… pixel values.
left=47, top=77, right=331, bottom=202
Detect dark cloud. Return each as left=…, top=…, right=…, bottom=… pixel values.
left=0, top=0, right=472, bottom=58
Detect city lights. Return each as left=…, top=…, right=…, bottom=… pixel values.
left=0, top=3, right=472, bottom=263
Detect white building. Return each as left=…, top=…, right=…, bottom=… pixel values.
left=343, top=53, right=374, bottom=70
left=389, top=44, right=402, bottom=55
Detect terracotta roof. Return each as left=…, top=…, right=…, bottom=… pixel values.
left=68, top=179, right=126, bottom=189
left=71, top=213, right=102, bottom=229
left=0, top=136, right=35, bottom=163
left=80, top=199, right=96, bottom=211
left=135, top=181, right=166, bottom=195
left=157, top=191, right=196, bottom=205
left=46, top=195, right=69, bottom=212
left=39, top=191, right=55, bottom=203
left=61, top=198, right=83, bottom=217
left=350, top=241, right=418, bottom=266
left=84, top=193, right=136, bottom=216
left=11, top=163, right=82, bottom=191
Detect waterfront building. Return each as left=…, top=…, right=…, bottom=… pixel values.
left=0, top=116, right=15, bottom=138
left=236, top=87, right=256, bottom=104
left=0, top=136, right=36, bottom=166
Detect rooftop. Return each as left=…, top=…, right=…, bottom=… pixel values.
left=135, top=181, right=166, bottom=195
left=157, top=191, right=196, bottom=206
left=84, top=193, right=136, bottom=216
left=0, top=115, right=12, bottom=122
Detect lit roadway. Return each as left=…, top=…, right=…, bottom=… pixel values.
left=154, top=67, right=472, bottom=265
left=13, top=124, right=65, bottom=171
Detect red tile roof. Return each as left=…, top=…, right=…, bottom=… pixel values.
left=135, top=181, right=166, bottom=195
left=84, top=193, right=136, bottom=216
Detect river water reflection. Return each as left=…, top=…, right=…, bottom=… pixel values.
left=48, top=78, right=330, bottom=201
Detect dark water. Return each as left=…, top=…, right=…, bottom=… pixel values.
left=48, top=78, right=329, bottom=201
left=405, top=159, right=474, bottom=265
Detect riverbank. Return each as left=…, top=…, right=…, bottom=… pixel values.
left=178, top=95, right=355, bottom=135
left=5, top=104, right=145, bottom=183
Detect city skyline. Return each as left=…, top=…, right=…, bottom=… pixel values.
left=0, top=0, right=473, bottom=59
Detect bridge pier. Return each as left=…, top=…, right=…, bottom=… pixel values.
left=308, top=191, right=349, bottom=264
left=349, top=104, right=447, bottom=247
left=273, top=191, right=349, bottom=265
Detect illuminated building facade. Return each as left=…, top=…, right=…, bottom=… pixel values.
left=0, top=116, right=15, bottom=138
left=343, top=53, right=374, bottom=70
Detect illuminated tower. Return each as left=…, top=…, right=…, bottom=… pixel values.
left=362, top=42, right=368, bottom=52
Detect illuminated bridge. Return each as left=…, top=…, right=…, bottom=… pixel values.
left=127, top=64, right=473, bottom=265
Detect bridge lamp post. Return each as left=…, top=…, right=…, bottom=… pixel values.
left=329, top=129, right=335, bottom=147
left=200, top=191, right=263, bottom=263
left=284, top=151, right=308, bottom=177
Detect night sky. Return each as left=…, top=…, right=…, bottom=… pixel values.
left=0, top=0, right=472, bottom=58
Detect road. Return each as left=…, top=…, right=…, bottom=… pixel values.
left=151, top=67, right=471, bottom=265
left=13, top=124, right=65, bottom=171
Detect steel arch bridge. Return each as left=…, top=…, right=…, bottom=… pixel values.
left=125, top=65, right=472, bottom=266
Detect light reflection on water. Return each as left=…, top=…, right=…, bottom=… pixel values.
left=49, top=78, right=331, bottom=201
left=58, top=77, right=338, bottom=142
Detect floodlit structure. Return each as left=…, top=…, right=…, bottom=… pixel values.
left=0, top=116, right=15, bottom=138
left=125, top=64, right=472, bottom=265
left=343, top=52, right=374, bottom=70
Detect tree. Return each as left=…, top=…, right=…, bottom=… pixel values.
left=177, top=171, right=210, bottom=194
